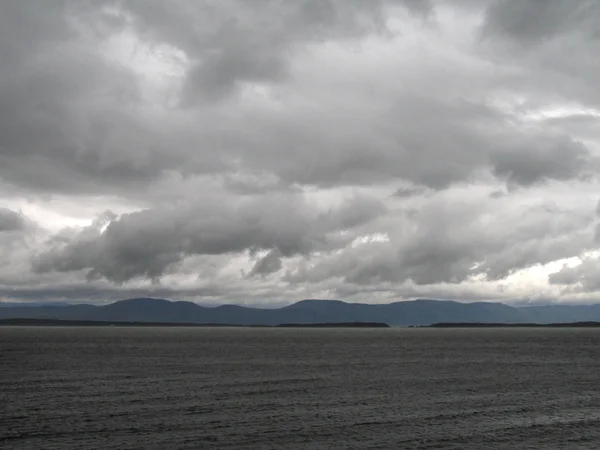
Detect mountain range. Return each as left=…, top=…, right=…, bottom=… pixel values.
left=2, top=298, right=600, bottom=326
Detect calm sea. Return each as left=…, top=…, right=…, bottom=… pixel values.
left=2, top=327, right=599, bottom=449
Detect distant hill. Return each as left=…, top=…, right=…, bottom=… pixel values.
left=2, top=298, right=600, bottom=326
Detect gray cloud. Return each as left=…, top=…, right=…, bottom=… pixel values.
left=248, top=250, right=283, bottom=278
left=0, top=208, right=27, bottom=232
left=285, top=192, right=598, bottom=287
left=1, top=0, right=600, bottom=304
left=490, top=134, right=593, bottom=187
left=548, top=258, right=600, bottom=293
left=394, top=185, right=429, bottom=198
left=483, top=0, right=597, bottom=45
left=547, top=200, right=600, bottom=293
left=482, top=0, right=600, bottom=107
left=124, top=0, right=423, bottom=103
left=0, top=0, right=594, bottom=200
left=32, top=193, right=386, bottom=283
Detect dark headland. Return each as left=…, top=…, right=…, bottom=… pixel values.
left=429, top=322, right=600, bottom=328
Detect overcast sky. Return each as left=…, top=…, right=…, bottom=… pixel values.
left=1, top=0, right=600, bottom=306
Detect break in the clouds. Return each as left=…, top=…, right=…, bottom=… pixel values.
left=1, top=0, right=600, bottom=305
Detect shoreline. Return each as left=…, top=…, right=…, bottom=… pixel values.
left=427, top=322, right=600, bottom=328
left=0, top=318, right=390, bottom=328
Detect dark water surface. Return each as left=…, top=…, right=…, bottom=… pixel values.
left=2, top=327, right=600, bottom=449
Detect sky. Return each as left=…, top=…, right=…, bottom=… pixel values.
left=1, top=0, right=600, bottom=306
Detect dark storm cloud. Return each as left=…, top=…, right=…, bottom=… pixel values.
left=547, top=202, right=600, bottom=293
left=490, top=135, right=592, bottom=187
left=248, top=250, right=283, bottom=278
left=285, top=195, right=598, bottom=287
left=548, top=258, right=600, bottom=294
left=549, top=264, right=585, bottom=286
left=483, top=0, right=598, bottom=45
left=0, top=208, right=27, bottom=232
left=1, top=0, right=600, bottom=303
left=0, top=0, right=435, bottom=197
left=482, top=0, right=600, bottom=107
left=124, top=0, right=432, bottom=102
left=394, top=185, right=429, bottom=198
left=32, top=194, right=386, bottom=283
left=0, top=2, right=159, bottom=195
left=217, top=94, right=593, bottom=190
left=0, top=0, right=595, bottom=200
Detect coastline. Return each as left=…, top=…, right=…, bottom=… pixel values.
left=0, top=318, right=390, bottom=328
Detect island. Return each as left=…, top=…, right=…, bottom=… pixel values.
left=429, top=322, right=600, bottom=328
left=277, top=322, right=389, bottom=328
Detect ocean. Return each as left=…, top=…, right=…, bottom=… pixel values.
left=2, top=327, right=599, bottom=449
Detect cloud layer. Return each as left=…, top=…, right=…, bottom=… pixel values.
left=1, top=0, right=600, bottom=305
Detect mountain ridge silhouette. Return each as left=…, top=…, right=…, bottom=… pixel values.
left=2, top=297, right=600, bottom=326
